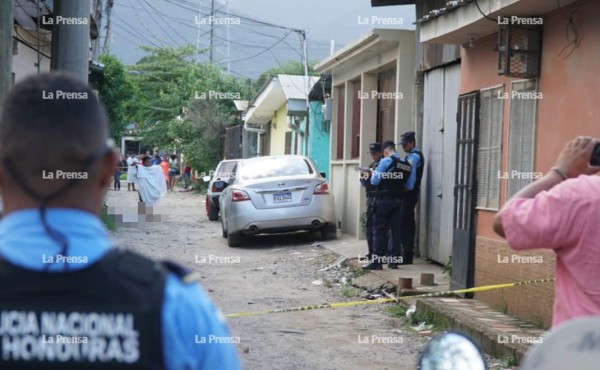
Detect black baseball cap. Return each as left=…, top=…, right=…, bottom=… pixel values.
left=368, top=143, right=382, bottom=153
left=381, top=140, right=396, bottom=150
left=400, top=131, right=416, bottom=146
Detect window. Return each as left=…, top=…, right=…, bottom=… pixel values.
left=239, top=157, right=312, bottom=180
left=507, top=80, right=538, bottom=197
left=476, top=86, right=504, bottom=209
left=377, top=67, right=396, bottom=143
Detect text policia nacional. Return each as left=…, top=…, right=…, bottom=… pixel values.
left=0, top=311, right=139, bottom=363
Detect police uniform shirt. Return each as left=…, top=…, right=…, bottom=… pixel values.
left=0, top=209, right=241, bottom=370
left=405, top=147, right=421, bottom=191
left=360, top=160, right=379, bottom=189
left=370, top=152, right=402, bottom=186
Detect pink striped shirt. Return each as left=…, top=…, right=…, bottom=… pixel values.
left=501, top=175, right=600, bottom=326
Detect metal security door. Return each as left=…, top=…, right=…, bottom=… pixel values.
left=451, top=92, right=480, bottom=295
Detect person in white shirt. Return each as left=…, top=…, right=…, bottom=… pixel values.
left=126, top=152, right=139, bottom=191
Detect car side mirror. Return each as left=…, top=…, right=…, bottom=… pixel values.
left=202, top=175, right=211, bottom=182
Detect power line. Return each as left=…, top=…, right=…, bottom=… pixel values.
left=216, top=30, right=292, bottom=65
left=135, top=0, right=192, bottom=46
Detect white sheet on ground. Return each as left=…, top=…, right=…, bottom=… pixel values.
left=135, top=165, right=167, bottom=206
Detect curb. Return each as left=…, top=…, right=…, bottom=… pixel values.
left=337, top=252, right=536, bottom=366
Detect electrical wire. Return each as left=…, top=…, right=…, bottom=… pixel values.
left=556, top=0, right=580, bottom=60
left=135, top=0, right=190, bottom=46
left=472, top=0, right=498, bottom=22
left=216, top=30, right=293, bottom=65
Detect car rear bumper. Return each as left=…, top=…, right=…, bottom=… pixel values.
left=226, top=195, right=336, bottom=235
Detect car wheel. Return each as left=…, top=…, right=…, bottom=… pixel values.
left=227, top=232, right=243, bottom=248
left=207, top=200, right=219, bottom=221
left=320, top=224, right=337, bottom=240
left=221, top=218, right=227, bottom=238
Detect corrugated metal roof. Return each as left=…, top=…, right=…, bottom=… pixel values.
left=277, top=74, right=320, bottom=101
left=233, top=100, right=249, bottom=111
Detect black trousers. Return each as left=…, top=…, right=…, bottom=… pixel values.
left=372, top=196, right=403, bottom=265
left=366, top=197, right=376, bottom=256
left=399, top=190, right=419, bottom=262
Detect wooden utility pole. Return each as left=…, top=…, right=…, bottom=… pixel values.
left=0, top=0, right=14, bottom=103
left=50, top=0, right=91, bottom=82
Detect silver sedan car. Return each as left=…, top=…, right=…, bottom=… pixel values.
left=219, top=155, right=336, bottom=247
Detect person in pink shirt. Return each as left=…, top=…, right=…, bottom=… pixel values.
left=493, top=136, right=600, bottom=327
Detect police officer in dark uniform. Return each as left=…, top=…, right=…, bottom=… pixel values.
left=360, top=143, right=383, bottom=260
left=0, top=74, right=241, bottom=369
left=364, top=140, right=412, bottom=270
left=399, top=131, right=425, bottom=265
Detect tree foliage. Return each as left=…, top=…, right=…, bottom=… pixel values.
left=95, top=53, right=135, bottom=144
left=126, top=45, right=248, bottom=172
left=254, top=60, right=320, bottom=93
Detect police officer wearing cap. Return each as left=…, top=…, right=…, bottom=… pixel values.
left=0, top=74, right=241, bottom=369
left=365, top=140, right=412, bottom=270
left=360, top=143, right=383, bottom=260
left=399, top=131, right=424, bottom=265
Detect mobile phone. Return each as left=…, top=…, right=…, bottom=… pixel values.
left=591, top=143, right=600, bottom=166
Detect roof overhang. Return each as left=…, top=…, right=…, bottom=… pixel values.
left=315, top=28, right=412, bottom=74
left=419, top=0, right=580, bottom=45
left=244, top=79, right=286, bottom=126
left=371, top=0, right=415, bottom=6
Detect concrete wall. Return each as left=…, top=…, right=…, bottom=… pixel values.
left=458, top=0, right=600, bottom=327
left=308, top=101, right=331, bottom=179
left=12, top=26, right=51, bottom=83
left=328, top=30, right=416, bottom=237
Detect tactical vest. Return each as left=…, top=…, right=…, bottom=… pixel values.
left=365, top=160, right=380, bottom=196
left=377, top=156, right=412, bottom=197
left=0, top=249, right=168, bottom=370
left=411, top=150, right=425, bottom=191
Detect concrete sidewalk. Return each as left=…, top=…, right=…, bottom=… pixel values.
left=322, top=233, right=546, bottom=365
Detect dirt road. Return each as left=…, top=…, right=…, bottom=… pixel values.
left=105, top=188, right=429, bottom=370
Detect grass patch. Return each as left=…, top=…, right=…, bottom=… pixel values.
left=341, top=287, right=361, bottom=298
left=502, top=355, right=517, bottom=366
left=387, top=305, right=407, bottom=318
left=100, top=207, right=116, bottom=232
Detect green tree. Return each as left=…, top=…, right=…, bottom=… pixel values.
left=125, top=45, right=248, bottom=171
left=95, top=54, right=135, bottom=144
left=254, top=60, right=320, bottom=92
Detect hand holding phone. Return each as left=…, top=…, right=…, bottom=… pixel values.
left=590, top=143, right=600, bottom=166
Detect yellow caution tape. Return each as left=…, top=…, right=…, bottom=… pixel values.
left=224, top=278, right=555, bottom=318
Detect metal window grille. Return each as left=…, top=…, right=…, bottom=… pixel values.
left=476, top=87, right=504, bottom=209
left=507, top=80, right=538, bottom=197
left=498, top=20, right=543, bottom=78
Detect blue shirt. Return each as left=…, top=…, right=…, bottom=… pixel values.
left=405, top=147, right=421, bottom=191
left=370, top=152, right=402, bottom=186
left=151, top=158, right=162, bottom=166
left=0, top=209, right=242, bottom=370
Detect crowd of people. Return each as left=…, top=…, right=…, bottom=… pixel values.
left=115, top=150, right=193, bottom=194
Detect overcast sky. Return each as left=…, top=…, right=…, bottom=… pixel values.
left=110, top=0, right=415, bottom=78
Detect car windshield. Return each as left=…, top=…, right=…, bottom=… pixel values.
left=214, top=161, right=237, bottom=179
left=238, top=158, right=313, bottom=180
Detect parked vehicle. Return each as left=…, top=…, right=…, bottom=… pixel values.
left=219, top=155, right=336, bottom=247
left=204, top=159, right=239, bottom=221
